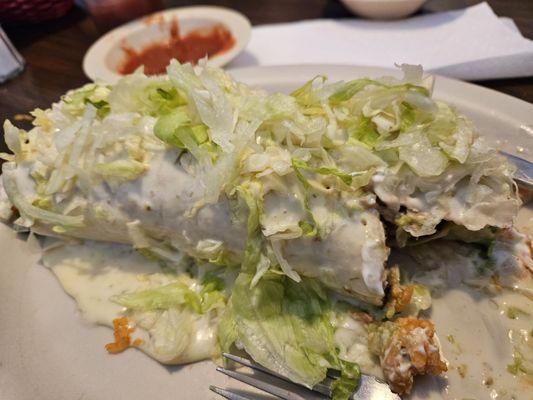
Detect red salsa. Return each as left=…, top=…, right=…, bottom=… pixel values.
left=119, top=21, right=235, bottom=75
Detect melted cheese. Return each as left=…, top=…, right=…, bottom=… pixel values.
left=41, top=228, right=532, bottom=397
left=43, top=241, right=163, bottom=324
left=42, top=240, right=220, bottom=365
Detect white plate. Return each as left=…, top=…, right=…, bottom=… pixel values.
left=1, top=65, right=532, bottom=400
left=83, top=6, right=251, bottom=83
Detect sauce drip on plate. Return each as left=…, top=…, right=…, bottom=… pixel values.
left=119, top=20, right=235, bottom=75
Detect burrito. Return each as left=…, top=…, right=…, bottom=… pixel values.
left=1, top=62, right=526, bottom=397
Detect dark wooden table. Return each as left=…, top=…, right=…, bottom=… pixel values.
left=1, top=0, right=532, bottom=151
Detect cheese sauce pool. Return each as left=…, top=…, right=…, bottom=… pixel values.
left=41, top=237, right=532, bottom=399
left=42, top=240, right=218, bottom=364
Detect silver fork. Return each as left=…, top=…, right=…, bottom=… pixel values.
left=501, top=151, right=533, bottom=203
left=501, top=151, right=533, bottom=190
left=210, top=353, right=400, bottom=400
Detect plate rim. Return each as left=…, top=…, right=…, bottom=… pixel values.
left=228, top=63, right=533, bottom=115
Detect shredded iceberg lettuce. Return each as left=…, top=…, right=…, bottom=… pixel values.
left=94, top=159, right=147, bottom=183
left=112, top=276, right=225, bottom=314
left=225, top=271, right=360, bottom=398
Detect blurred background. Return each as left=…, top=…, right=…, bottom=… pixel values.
left=0, top=0, right=531, bottom=127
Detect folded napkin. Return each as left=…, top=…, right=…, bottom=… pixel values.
left=0, top=26, right=24, bottom=83
left=229, top=2, right=533, bottom=81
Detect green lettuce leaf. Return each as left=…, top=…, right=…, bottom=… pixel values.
left=225, top=271, right=360, bottom=399
left=154, top=107, right=209, bottom=148
left=290, top=76, right=324, bottom=107
left=292, top=158, right=354, bottom=186
left=329, top=79, right=377, bottom=104
left=291, top=159, right=320, bottom=237
left=290, top=76, right=327, bottom=115
left=112, top=277, right=225, bottom=314
left=234, top=183, right=263, bottom=272
left=94, top=159, right=147, bottom=182
left=149, top=85, right=187, bottom=115
left=107, top=264, right=228, bottom=365
left=331, top=359, right=361, bottom=400
left=399, top=101, right=416, bottom=132
left=217, top=302, right=238, bottom=355
left=62, top=83, right=111, bottom=117
left=108, top=76, right=187, bottom=116
left=346, top=116, right=380, bottom=149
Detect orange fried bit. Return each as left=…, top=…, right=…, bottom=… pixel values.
left=105, top=317, right=134, bottom=354
left=132, top=338, right=144, bottom=347
left=370, top=317, right=448, bottom=395
left=385, top=266, right=415, bottom=317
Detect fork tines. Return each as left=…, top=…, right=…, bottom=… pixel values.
left=211, top=352, right=401, bottom=400
left=211, top=353, right=322, bottom=400
left=209, top=385, right=254, bottom=400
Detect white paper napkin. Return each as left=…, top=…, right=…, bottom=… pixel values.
left=0, top=26, right=24, bottom=83
left=229, top=2, right=533, bottom=81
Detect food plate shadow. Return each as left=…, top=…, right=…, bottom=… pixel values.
left=228, top=50, right=260, bottom=69
left=161, top=362, right=187, bottom=374
left=408, top=375, right=448, bottom=398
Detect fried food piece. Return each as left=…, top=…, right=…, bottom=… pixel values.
left=105, top=317, right=134, bottom=354
left=368, top=317, right=447, bottom=395
left=384, top=266, right=415, bottom=318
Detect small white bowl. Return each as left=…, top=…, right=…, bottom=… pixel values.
left=340, top=0, right=427, bottom=19
left=83, top=6, right=251, bottom=83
